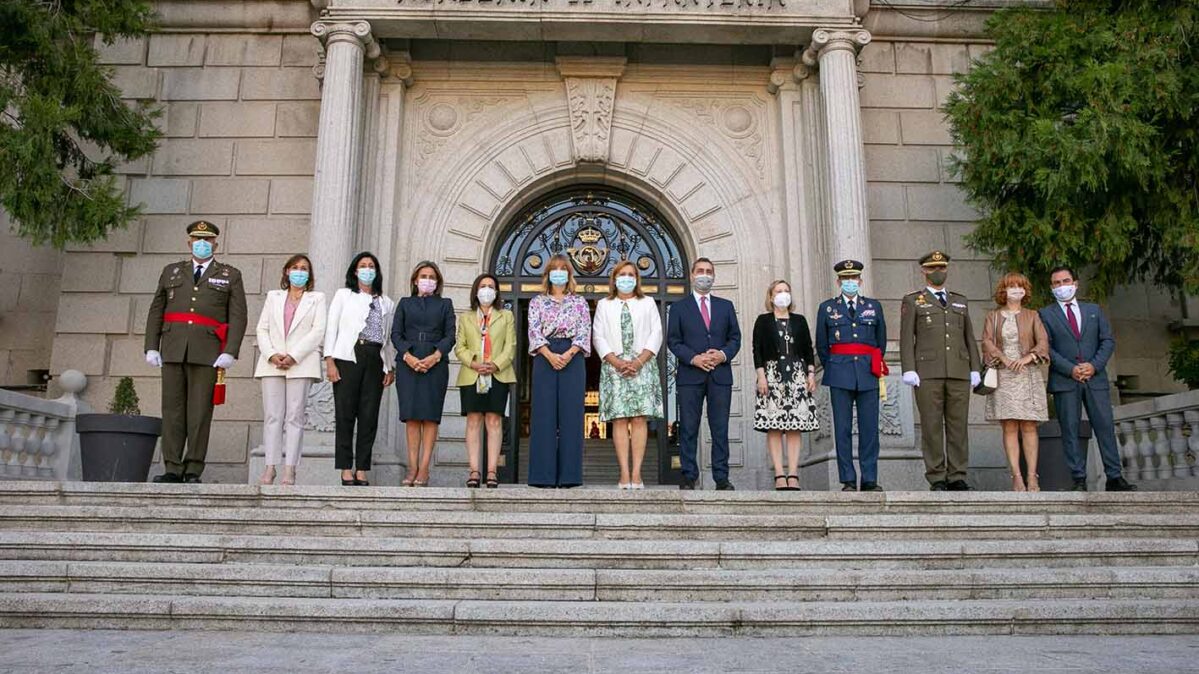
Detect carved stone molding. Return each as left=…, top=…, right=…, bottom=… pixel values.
left=767, top=56, right=812, bottom=95
left=556, top=57, right=626, bottom=164
left=311, top=20, right=381, bottom=59
left=661, top=95, right=766, bottom=177
left=802, top=27, right=871, bottom=84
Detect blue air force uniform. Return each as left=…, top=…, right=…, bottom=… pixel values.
left=815, top=260, right=888, bottom=491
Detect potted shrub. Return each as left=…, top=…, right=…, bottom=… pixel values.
left=76, top=377, right=162, bottom=482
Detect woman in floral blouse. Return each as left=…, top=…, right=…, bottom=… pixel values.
left=592, top=260, right=663, bottom=489
left=527, top=254, right=591, bottom=488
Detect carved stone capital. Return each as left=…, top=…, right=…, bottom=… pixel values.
left=809, top=27, right=871, bottom=59
left=556, top=57, right=626, bottom=164
left=311, top=20, right=381, bottom=60
left=767, top=56, right=814, bottom=94
left=388, top=51, right=414, bottom=87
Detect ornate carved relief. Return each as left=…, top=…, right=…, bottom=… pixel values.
left=411, top=93, right=518, bottom=171
left=556, top=57, right=626, bottom=164
left=660, top=96, right=766, bottom=177
left=304, top=381, right=336, bottom=432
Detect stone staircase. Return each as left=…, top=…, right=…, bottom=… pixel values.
left=0, top=481, right=1196, bottom=636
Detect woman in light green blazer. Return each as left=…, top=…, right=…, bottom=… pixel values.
left=454, top=273, right=517, bottom=488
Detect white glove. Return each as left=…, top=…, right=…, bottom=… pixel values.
left=902, top=371, right=921, bottom=387
left=970, top=371, right=981, bottom=388
left=145, top=350, right=163, bottom=368
left=213, top=353, right=236, bottom=369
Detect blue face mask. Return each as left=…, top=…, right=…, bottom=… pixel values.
left=549, top=270, right=569, bottom=287
left=191, top=240, right=213, bottom=260
left=288, top=270, right=309, bottom=288
left=615, top=276, right=637, bottom=294
left=840, top=279, right=860, bottom=296
left=357, top=268, right=377, bottom=285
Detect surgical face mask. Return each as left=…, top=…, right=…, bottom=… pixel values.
left=693, top=274, right=714, bottom=293
left=356, top=267, right=377, bottom=285
left=615, top=276, right=637, bottom=294
left=191, top=240, right=213, bottom=260
left=840, top=279, right=860, bottom=296
left=476, top=286, right=497, bottom=306
left=548, top=270, right=569, bottom=287
left=772, top=292, right=792, bottom=309
left=288, top=270, right=309, bottom=288
left=1052, top=284, right=1077, bottom=302
left=925, top=269, right=948, bottom=286
left=1006, top=287, right=1026, bottom=302
left=417, top=278, right=438, bottom=295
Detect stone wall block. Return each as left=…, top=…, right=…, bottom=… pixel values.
left=64, top=222, right=141, bottom=253
left=147, top=35, right=206, bottom=67
left=240, top=68, right=321, bottom=100
left=142, top=215, right=226, bottom=254
left=55, top=295, right=131, bottom=334
left=0, top=273, right=18, bottom=312
left=108, top=337, right=161, bottom=377
left=213, top=381, right=262, bottom=422
left=162, top=69, right=241, bottom=101
left=226, top=218, right=311, bottom=255
left=870, top=222, right=948, bottom=261
left=865, top=146, right=940, bottom=183
left=281, top=35, right=321, bottom=67
left=60, top=253, right=119, bottom=293
left=859, top=74, right=935, bottom=109
left=162, top=103, right=199, bottom=138
left=17, top=274, right=61, bottom=310
left=222, top=256, right=264, bottom=296
left=275, top=102, right=321, bottom=137
left=866, top=183, right=906, bottom=221
left=207, top=422, right=251, bottom=463
left=234, top=140, right=317, bottom=175
left=894, top=43, right=933, bottom=74
left=906, top=184, right=978, bottom=222
left=128, top=178, right=190, bottom=214
left=110, top=67, right=160, bottom=99
left=48, top=335, right=108, bottom=376
left=899, top=110, right=953, bottom=146
left=151, top=139, right=235, bottom=176
left=131, top=295, right=154, bottom=335
left=268, top=178, right=312, bottom=215
left=118, top=255, right=184, bottom=294
left=94, top=36, right=146, bottom=65
left=190, top=179, right=270, bottom=214
left=205, top=35, right=282, bottom=66
left=198, top=102, right=277, bottom=138
left=858, top=41, right=895, bottom=74
left=861, top=110, right=899, bottom=145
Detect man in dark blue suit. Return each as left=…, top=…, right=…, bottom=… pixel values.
left=815, top=260, right=887, bottom=492
left=667, top=257, right=741, bottom=490
left=1038, top=266, right=1136, bottom=491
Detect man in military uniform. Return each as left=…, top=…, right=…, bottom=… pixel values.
left=144, top=220, right=247, bottom=483
left=815, top=260, right=888, bottom=492
left=899, top=250, right=981, bottom=491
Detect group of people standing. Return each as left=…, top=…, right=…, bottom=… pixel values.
left=142, top=220, right=1135, bottom=493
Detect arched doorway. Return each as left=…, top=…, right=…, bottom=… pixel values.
left=490, top=186, right=690, bottom=485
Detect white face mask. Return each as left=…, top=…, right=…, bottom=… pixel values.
left=772, top=292, right=792, bottom=309
left=1006, top=287, right=1026, bottom=302
left=1052, top=284, right=1077, bottom=302
left=476, top=286, right=497, bottom=307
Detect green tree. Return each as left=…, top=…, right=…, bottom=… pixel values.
left=944, top=0, right=1199, bottom=298
left=0, top=0, right=161, bottom=249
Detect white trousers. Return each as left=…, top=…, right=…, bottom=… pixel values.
left=261, top=377, right=313, bottom=466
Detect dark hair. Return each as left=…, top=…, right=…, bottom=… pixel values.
left=410, top=260, right=445, bottom=297
left=691, top=257, right=714, bottom=273
left=345, top=251, right=383, bottom=296
left=279, top=254, right=315, bottom=292
left=1049, top=265, right=1076, bottom=282
left=469, top=273, right=502, bottom=310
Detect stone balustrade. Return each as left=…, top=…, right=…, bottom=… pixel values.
left=0, top=371, right=88, bottom=482
left=1113, top=390, right=1199, bottom=482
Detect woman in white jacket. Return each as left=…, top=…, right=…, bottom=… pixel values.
left=255, top=254, right=327, bottom=485
left=324, top=252, right=396, bottom=486
left=592, top=260, right=664, bottom=489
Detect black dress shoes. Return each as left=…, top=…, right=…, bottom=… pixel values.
left=679, top=479, right=696, bottom=490
left=841, top=482, right=857, bottom=492
left=1071, top=478, right=1088, bottom=492
left=860, top=482, right=884, bottom=492
left=715, top=480, right=735, bottom=491
left=1106, top=476, right=1138, bottom=492
left=946, top=480, right=971, bottom=491
left=182, top=474, right=202, bottom=484
left=153, top=472, right=182, bottom=483
left=929, top=480, right=948, bottom=491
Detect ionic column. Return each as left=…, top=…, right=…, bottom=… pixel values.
left=804, top=28, right=872, bottom=288
left=309, top=20, right=379, bottom=294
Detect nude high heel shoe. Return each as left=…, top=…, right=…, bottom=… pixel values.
left=258, top=466, right=276, bottom=485
left=280, top=465, right=296, bottom=486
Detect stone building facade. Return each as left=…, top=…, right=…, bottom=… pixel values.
left=0, top=0, right=1191, bottom=487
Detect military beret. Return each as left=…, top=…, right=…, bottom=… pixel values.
left=187, top=220, right=220, bottom=238
left=919, top=250, right=950, bottom=267
left=833, top=259, right=864, bottom=277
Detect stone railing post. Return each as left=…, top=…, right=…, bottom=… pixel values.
left=1116, top=420, right=1140, bottom=480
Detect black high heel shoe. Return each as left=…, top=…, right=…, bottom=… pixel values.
left=340, top=473, right=354, bottom=486
left=466, top=470, right=481, bottom=488
left=486, top=471, right=499, bottom=489
left=773, top=474, right=787, bottom=491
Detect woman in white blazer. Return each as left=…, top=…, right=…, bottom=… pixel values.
left=324, top=252, right=396, bottom=486
left=255, top=254, right=327, bottom=485
left=592, top=260, right=664, bottom=489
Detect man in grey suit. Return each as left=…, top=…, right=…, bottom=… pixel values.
left=1038, top=266, right=1136, bottom=492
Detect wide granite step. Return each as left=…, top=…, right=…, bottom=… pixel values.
left=2, top=561, right=1197, bottom=602
left=1, top=593, right=1195, bottom=636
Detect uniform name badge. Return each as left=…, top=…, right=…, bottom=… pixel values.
left=208, top=278, right=230, bottom=288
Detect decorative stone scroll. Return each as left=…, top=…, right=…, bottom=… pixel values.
left=556, top=57, right=626, bottom=164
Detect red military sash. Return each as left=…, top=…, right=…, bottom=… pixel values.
left=162, top=312, right=230, bottom=405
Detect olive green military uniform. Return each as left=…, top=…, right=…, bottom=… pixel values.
left=145, top=232, right=247, bottom=478
left=900, top=283, right=981, bottom=486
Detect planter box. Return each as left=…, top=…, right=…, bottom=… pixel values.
left=76, top=414, right=162, bottom=483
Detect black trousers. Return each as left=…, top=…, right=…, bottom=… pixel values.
left=333, top=343, right=385, bottom=470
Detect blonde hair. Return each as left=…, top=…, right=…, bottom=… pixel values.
left=606, top=260, right=645, bottom=300
left=765, top=279, right=793, bottom=312
left=540, top=254, right=577, bottom=295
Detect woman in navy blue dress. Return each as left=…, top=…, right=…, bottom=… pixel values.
left=391, top=261, right=455, bottom=486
